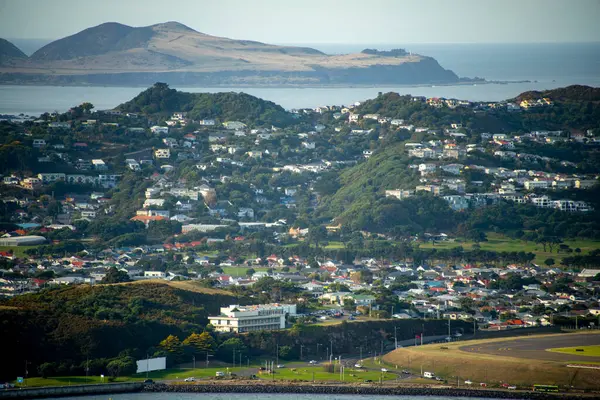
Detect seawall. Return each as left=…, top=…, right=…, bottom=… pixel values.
left=145, top=382, right=593, bottom=399
left=0, top=382, right=143, bottom=399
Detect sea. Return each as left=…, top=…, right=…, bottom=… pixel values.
left=0, top=42, right=599, bottom=116
left=49, top=395, right=498, bottom=400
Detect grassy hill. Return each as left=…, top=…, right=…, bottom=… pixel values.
left=0, top=281, right=245, bottom=380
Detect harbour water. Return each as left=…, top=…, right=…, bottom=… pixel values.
left=0, top=42, right=599, bottom=115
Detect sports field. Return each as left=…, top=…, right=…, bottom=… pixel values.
left=383, top=332, right=600, bottom=389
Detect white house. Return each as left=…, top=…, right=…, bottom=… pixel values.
left=150, top=126, right=169, bottom=135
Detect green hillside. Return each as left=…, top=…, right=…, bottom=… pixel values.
left=0, top=281, right=243, bottom=380
left=117, top=82, right=296, bottom=127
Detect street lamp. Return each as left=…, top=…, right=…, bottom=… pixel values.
left=317, top=343, right=322, bottom=360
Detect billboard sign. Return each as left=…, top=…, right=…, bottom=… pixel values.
left=136, top=357, right=167, bottom=374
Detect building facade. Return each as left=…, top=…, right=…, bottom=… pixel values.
left=208, top=303, right=297, bottom=333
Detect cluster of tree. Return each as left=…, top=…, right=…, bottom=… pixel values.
left=117, top=83, right=297, bottom=127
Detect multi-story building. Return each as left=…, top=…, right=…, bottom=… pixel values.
left=208, top=304, right=297, bottom=333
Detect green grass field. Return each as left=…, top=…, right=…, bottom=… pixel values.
left=548, top=345, right=600, bottom=357
left=220, top=266, right=270, bottom=277
left=0, top=245, right=40, bottom=258
left=265, top=365, right=393, bottom=383
left=15, top=367, right=249, bottom=387
left=15, top=376, right=136, bottom=388
left=418, top=233, right=600, bottom=265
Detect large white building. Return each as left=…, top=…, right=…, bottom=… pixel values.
left=208, top=304, right=297, bottom=333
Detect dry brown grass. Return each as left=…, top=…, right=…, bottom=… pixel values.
left=383, top=333, right=600, bottom=389
left=106, top=279, right=231, bottom=295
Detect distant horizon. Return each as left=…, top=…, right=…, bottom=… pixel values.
left=1, top=0, right=598, bottom=44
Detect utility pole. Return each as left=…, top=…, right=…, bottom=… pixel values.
left=276, top=344, right=279, bottom=366
left=146, top=354, right=149, bottom=379
left=193, top=355, right=196, bottom=370
left=300, top=344, right=305, bottom=360
left=317, top=343, right=321, bottom=360
left=359, top=346, right=363, bottom=361
left=576, top=315, right=579, bottom=330
left=394, top=326, right=398, bottom=349
left=233, top=348, right=236, bottom=367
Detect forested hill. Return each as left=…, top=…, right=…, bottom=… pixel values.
left=515, top=85, right=600, bottom=102
left=0, top=281, right=243, bottom=380
left=117, top=83, right=296, bottom=127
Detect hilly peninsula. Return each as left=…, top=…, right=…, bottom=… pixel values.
left=0, top=21, right=467, bottom=86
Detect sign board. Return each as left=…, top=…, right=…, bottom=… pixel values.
left=136, top=357, right=167, bottom=374
left=17, top=377, right=23, bottom=383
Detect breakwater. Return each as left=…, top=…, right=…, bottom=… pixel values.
left=144, top=382, right=592, bottom=400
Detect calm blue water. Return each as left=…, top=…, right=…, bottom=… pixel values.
left=50, top=395, right=498, bottom=400
left=1, top=43, right=599, bottom=115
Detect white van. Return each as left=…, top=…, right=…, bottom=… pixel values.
left=423, top=371, right=435, bottom=379
left=215, top=371, right=225, bottom=377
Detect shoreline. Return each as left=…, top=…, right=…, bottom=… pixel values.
left=146, top=381, right=594, bottom=399
left=0, top=80, right=530, bottom=90
left=0, top=381, right=597, bottom=399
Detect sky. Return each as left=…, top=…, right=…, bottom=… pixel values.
left=0, top=0, right=599, bottom=44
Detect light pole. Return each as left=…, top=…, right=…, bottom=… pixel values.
left=146, top=354, right=149, bottom=379
left=193, top=355, right=196, bottom=370
left=300, top=344, right=306, bottom=360
left=317, top=343, right=322, bottom=360
left=359, top=346, right=363, bottom=361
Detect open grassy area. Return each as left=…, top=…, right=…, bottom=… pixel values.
left=0, top=245, right=40, bottom=258
left=548, top=345, right=600, bottom=357
left=220, top=266, right=270, bottom=277
left=418, top=232, right=600, bottom=265
left=14, top=376, right=137, bottom=388
left=263, top=365, right=393, bottom=383
left=15, top=367, right=249, bottom=387
left=383, top=333, right=600, bottom=389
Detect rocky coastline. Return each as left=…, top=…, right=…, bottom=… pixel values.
left=142, top=382, right=594, bottom=399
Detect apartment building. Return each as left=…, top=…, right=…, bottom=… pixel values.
left=208, top=304, right=297, bottom=333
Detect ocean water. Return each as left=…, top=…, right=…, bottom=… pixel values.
left=0, top=43, right=599, bottom=115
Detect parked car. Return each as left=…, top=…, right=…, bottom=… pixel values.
left=309, top=360, right=318, bottom=364
left=364, top=379, right=373, bottom=383
left=215, top=371, right=225, bottom=377
left=402, top=370, right=410, bottom=374
left=143, top=379, right=154, bottom=384
left=464, top=380, right=473, bottom=385
left=381, top=368, right=388, bottom=372
left=507, top=386, right=517, bottom=390
left=277, top=364, right=285, bottom=368
left=184, top=377, right=195, bottom=382
left=435, top=377, right=444, bottom=381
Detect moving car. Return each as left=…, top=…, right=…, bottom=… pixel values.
left=381, top=368, right=388, bottom=372
left=184, top=377, right=195, bottom=382
left=215, top=371, right=225, bottom=377
left=143, top=379, right=154, bottom=384
left=464, top=380, right=473, bottom=385
left=354, top=363, right=363, bottom=368
left=277, top=364, right=285, bottom=368
left=309, top=360, right=318, bottom=364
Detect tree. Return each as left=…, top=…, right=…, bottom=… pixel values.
left=217, top=337, right=247, bottom=362
left=343, top=298, right=356, bottom=312
left=159, top=334, right=183, bottom=358
left=307, top=225, right=328, bottom=249
left=38, top=362, right=56, bottom=378
left=245, top=268, right=256, bottom=277
left=544, top=258, right=555, bottom=267
left=100, top=267, right=131, bottom=284
left=183, top=332, right=217, bottom=355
